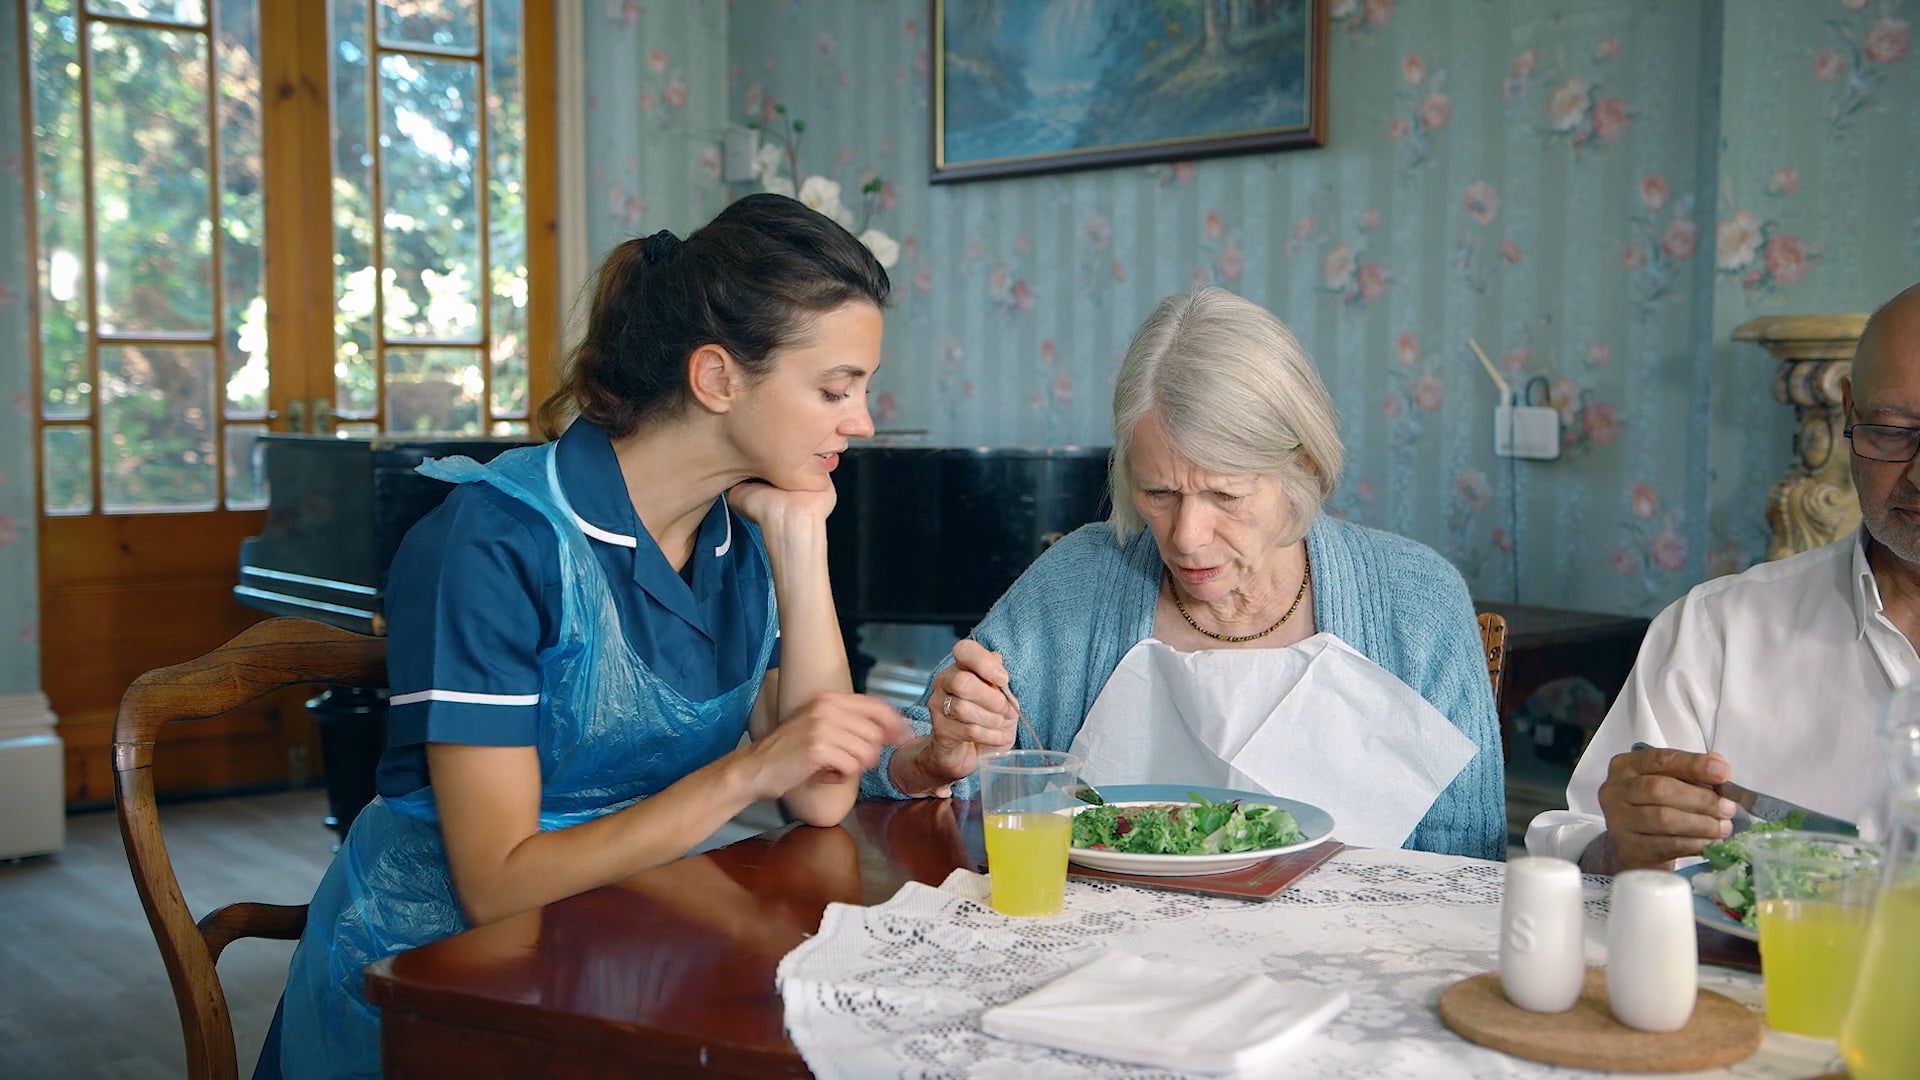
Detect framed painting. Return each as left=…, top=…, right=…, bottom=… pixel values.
left=931, top=0, right=1328, bottom=184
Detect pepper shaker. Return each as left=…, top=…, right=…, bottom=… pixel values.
left=1499, top=856, right=1587, bottom=1013
left=1605, top=869, right=1698, bottom=1032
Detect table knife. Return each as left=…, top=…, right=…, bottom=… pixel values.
left=1628, top=742, right=1859, bottom=837
left=1715, top=778, right=1858, bottom=837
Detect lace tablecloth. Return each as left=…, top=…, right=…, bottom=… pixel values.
left=776, top=848, right=1843, bottom=1079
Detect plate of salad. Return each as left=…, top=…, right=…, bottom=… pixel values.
left=1678, top=813, right=1810, bottom=942
left=1064, top=783, right=1335, bottom=877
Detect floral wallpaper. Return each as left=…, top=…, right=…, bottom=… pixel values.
left=706, top=0, right=1728, bottom=614
left=0, top=1, right=1907, bottom=703
left=580, top=0, right=732, bottom=262
left=1707, top=0, right=1920, bottom=575
left=573, top=0, right=1920, bottom=619
left=0, top=12, right=40, bottom=696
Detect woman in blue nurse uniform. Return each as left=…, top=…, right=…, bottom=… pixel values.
left=268, top=194, right=910, bottom=1079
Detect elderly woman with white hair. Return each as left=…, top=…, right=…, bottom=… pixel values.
left=864, top=287, right=1504, bottom=860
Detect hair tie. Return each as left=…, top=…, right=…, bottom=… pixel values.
left=640, top=229, right=681, bottom=265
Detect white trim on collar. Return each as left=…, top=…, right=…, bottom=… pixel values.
left=390, top=688, right=541, bottom=707
left=570, top=511, right=638, bottom=549
left=566, top=500, right=730, bottom=558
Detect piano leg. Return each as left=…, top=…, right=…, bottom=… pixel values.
left=307, top=686, right=387, bottom=847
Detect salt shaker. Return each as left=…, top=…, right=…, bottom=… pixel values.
left=1499, top=856, right=1587, bottom=1013
left=1605, top=869, right=1697, bottom=1032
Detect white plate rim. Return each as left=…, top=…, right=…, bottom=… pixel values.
left=1061, top=787, right=1336, bottom=878
left=1677, top=862, right=1758, bottom=942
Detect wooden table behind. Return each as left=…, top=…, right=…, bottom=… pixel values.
left=1474, top=602, right=1651, bottom=757
left=366, top=799, right=973, bottom=1078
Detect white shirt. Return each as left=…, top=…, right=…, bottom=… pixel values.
left=1526, top=531, right=1914, bottom=860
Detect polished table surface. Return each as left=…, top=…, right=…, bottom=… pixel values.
left=367, top=604, right=1657, bottom=1077
left=367, top=798, right=1783, bottom=1079
left=365, top=799, right=973, bottom=1078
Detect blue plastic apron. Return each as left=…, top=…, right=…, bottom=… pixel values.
left=274, top=443, right=776, bottom=1080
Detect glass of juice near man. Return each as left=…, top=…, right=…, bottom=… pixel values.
left=977, top=749, right=1082, bottom=917
left=1837, top=693, right=1920, bottom=1078
left=1746, top=831, right=1880, bottom=1040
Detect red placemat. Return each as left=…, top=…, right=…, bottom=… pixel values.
left=1066, top=840, right=1345, bottom=900
left=1696, top=923, right=1760, bottom=974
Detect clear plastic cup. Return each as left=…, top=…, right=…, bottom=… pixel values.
left=976, top=750, right=1081, bottom=916
left=1747, top=831, right=1880, bottom=1038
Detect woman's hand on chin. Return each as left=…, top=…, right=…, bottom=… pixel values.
left=728, top=477, right=838, bottom=539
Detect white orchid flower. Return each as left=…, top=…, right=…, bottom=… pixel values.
left=797, top=175, right=856, bottom=229
left=752, top=142, right=785, bottom=181
left=858, top=228, right=900, bottom=269
left=762, top=175, right=796, bottom=199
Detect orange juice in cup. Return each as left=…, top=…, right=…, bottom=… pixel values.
left=1754, top=897, right=1871, bottom=1036
left=982, top=811, right=1072, bottom=916
left=1747, top=831, right=1880, bottom=1039
left=1838, top=881, right=1920, bottom=1078
left=976, top=750, right=1081, bottom=917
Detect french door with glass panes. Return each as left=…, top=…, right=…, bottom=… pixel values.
left=25, top=0, right=554, bottom=802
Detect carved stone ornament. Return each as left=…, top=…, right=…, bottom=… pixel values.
left=1731, top=314, right=1870, bottom=561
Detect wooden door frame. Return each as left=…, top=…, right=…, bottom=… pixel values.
left=24, top=1, right=559, bottom=805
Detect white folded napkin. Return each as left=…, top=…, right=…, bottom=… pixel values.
left=978, top=950, right=1350, bottom=1075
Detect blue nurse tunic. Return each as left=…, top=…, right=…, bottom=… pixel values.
left=269, top=421, right=781, bottom=1080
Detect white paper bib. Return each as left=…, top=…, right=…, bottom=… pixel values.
left=1066, top=633, right=1476, bottom=849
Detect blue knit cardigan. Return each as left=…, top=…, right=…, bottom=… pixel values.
left=861, top=515, right=1507, bottom=861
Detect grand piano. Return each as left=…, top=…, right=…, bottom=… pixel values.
left=236, top=433, right=536, bottom=838
left=235, top=433, right=1114, bottom=839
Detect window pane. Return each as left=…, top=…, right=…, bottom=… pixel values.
left=386, top=347, right=482, bottom=434
left=42, top=426, right=94, bottom=515
left=223, top=422, right=267, bottom=508
left=335, top=421, right=380, bottom=438
left=486, top=0, right=527, bottom=419
left=90, top=22, right=214, bottom=335
left=100, top=345, right=217, bottom=512
left=218, top=0, right=266, bottom=417
left=491, top=419, right=528, bottom=437
left=30, top=0, right=92, bottom=420
left=329, top=0, right=378, bottom=418
left=378, top=53, right=481, bottom=343
left=86, top=0, right=208, bottom=24
left=377, top=0, right=477, bottom=52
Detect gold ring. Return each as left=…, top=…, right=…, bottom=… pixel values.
left=943, top=695, right=955, bottom=718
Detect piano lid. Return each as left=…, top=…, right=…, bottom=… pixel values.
left=235, top=433, right=538, bottom=634
left=826, top=444, right=1112, bottom=627
left=236, top=434, right=1113, bottom=639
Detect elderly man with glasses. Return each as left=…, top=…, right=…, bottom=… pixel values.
left=1528, top=281, right=1920, bottom=873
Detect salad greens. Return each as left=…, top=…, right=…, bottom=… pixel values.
left=1069, top=792, right=1303, bottom=855
left=1689, top=811, right=1805, bottom=929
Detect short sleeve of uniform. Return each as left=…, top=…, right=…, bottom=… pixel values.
left=384, top=485, right=559, bottom=749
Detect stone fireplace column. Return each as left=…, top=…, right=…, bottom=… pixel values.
left=1732, top=314, right=1870, bottom=562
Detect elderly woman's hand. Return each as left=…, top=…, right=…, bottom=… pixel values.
left=921, top=640, right=1020, bottom=788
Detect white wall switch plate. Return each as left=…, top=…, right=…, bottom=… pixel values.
left=723, top=127, right=760, bottom=182
left=1494, top=404, right=1561, bottom=460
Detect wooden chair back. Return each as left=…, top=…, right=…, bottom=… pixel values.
left=113, top=617, right=385, bottom=1080
left=1477, top=611, right=1509, bottom=707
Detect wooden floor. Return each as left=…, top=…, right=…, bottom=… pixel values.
left=0, top=790, right=334, bottom=1080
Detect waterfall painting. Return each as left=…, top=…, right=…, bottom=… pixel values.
left=932, top=0, right=1327, bottom=183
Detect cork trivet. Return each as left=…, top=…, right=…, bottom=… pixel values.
left=1438, top=969, right=1762, bottom=1074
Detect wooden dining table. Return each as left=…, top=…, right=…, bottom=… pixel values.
left=364, top=798, right=978, bottom=1079
left=366, top=797, right=1776, bottom=1079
